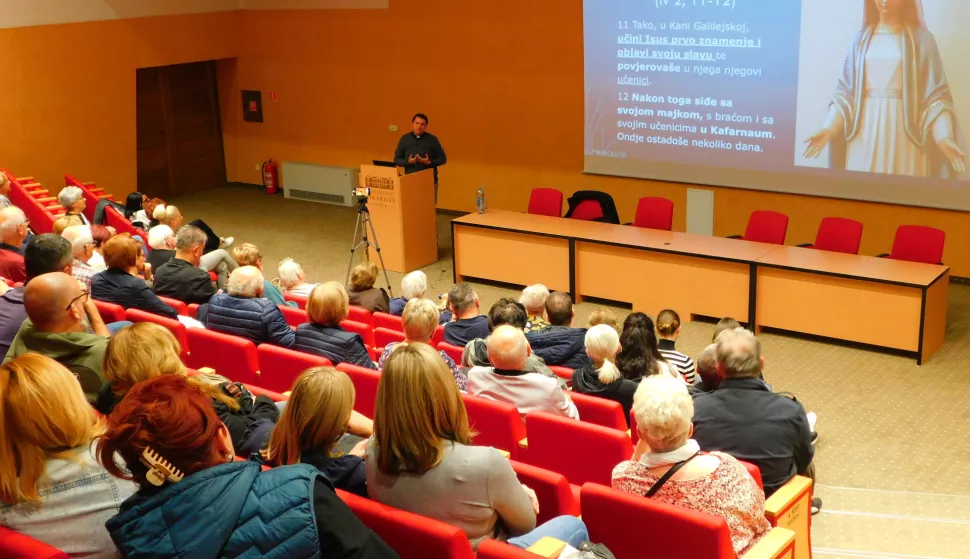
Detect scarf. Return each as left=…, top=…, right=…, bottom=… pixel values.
left=638, top=439, right=701, bottom=468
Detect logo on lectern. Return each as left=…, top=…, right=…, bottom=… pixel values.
left=365, top=176, right=394, bottom=190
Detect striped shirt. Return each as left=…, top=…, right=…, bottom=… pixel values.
left=658, top=339, right=697, bottom=385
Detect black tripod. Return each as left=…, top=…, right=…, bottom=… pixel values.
left=346, top=196, right=393, bottom=297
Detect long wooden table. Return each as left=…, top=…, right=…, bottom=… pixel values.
left=451, top=210, right=949, bottom=364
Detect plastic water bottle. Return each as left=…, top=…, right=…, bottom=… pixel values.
left=476, top=186, right=487, bottom=214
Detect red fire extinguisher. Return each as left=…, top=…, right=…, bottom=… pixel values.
left=262, top=159, right=279, bottom=195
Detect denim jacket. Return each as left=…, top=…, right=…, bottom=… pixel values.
left=0, top=443, right=138, bottom=558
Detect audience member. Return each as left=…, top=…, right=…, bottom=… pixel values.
left=519, top=283, right=550, bottom=334
left=367, top=343, right=588, bottom=550
left=587, top=307, right=620, bottom=331
left=92, top=234, right=178, bottom=319
left=389, top=270, right=451, bottom=323
left=88, top=224, right=113, bottom=272
left=377, top=298, right=466, bottom=390
left=294, top=282, right=374, bottom=368
left=52, top=214, right=83, bottom=236
left=692, top=328, right=819, bottom=512
left=346, top=261, right=389, bottom=313
left=443, top=282, right=488, bottom=346
left=147, top=224, right=176, bottom=271
left=153, top=225, right=217, bottom=305
left=61, top=225, right=97, bottom=290
left=468, top=325, right=579, bottom=419
left=154, top=203, right=236, bottom=275
left=524, top=291, right=592, bottom=370
left=152, top=203, right=184, bottom=230
left=0, top=206, right=29, bottom=283
left=572, top=324, right=637, bottom=424
left=124, top=192, right=151, bottom=229
left=97, top=374, right=397, bottom=558
left=0, top=172, right=10, bottom=209
left=231, top=242, right=294, bottom=307
left=612, top=375, right=770, bottom=555
left=713, top=317, right=742, bottom=341
left=278, top=257, right=317, bottom=298
left=205, top=266, right=295, bottom=347
left=616, top=312, right=678, bottom=381
left=263, top=367, right=371, bottom=497
left=0, top=354, right=137, bottom=557
left=6, top=272, right=112, bottom=402
left=656, top=309, right=697, bottom=384
left=690, top=343, right=721, bottom=396
left=57, top=186, right=90, bottom=225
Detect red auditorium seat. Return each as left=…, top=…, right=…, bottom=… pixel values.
left=547, top=365, right=573, bottom=386
left=104, top=206, right=150, bottom=252
left=188, top=303, right=200, bottom=318
left=185, top=328, right=259, bottom=385
left=374, top=312, right=404, bottom=332
left=347, top=305, right=374, bottom=328
left=523, top=411, right=632, bottom=486
left=125, top=308, right=189, bottom=361
left=256, top=344, right=332, bottom=393
left=569, top=392, right=627, bottom=430
left=432, top=324, right=445, bottom=347
left=245, top=383, right=287, bottom=402
left=284, top=292, right=308, bottom=309
left=437, top=341, right=464, bottom=364
left=477, top=540, right=544, bottom=559
left=336, top=363, right=381, bottom=417
left=568, top=199, right=605, bottom=221
left=509, top=460, right=580, bottom=523
left=278, top=305, right=308, bottom=328
left=341, top=319, right=375, bottom=347
left=94, top=300, right=126, bottom=324
left=462, top=393, right=527, bottom=460
left=157, top=296, right=189, bottom=316
left=0, top=526, right=68, bottom=559
left=740, top=461, right=764, bottom=491
left=374, top=327, right=406, bottom=350
left=527, top=188, right=564, bottom=217
left=798, top=217, right=863, bottom=254
left=632, top=196, right=674, bottom=231
left=880, top=224, right=945, bottom=264
left=731, top=210, right=789, bottom=245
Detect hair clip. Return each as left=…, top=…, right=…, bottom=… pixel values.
left=139, top=447, right=184, bottom=487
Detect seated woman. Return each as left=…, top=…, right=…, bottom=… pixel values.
left=612, top=374, right=770, bottom=555
left=616, top=312, right=678, bottom=381
left=278, top=258, right=317, bottom=298
left=572, top=324, right=637, bottom=424
left=231, top=242, right=294, bottom=307
left=294, top=282, right=376, bottom=369
left=96, top=374, right=398, bottom=558
left=88, top=224, right=114, bottom=272
left=91, top=233, right=178, bottom=319
left=262, top=367, right=370, bottom=497
left=124, top=192, right=151, bottom=230
left=388, top=270, right=451, bottom=323
left=377, top=297, right=465, bottom=391
left=366, top=343, right=589, bottom=550
left=97, top=322, right=280, bottom=457
left=346, top=261, right=389, bottom=313
left=0, top=354, right=137, bottom=557
left=57, top=186, right=90, bottom=225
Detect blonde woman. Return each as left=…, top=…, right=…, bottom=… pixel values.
left=294, top=282, right=376, bottom=369
left=366, top=343, right=588, bottom=550
left=377, top=297, right=465, bottom=391
left=346, top=261, right=389, bottom=313
left=0, top=353, right=137, bottom=557
left=572, top=324, right=638, bottom=425
left=587, top=307, right=620, bottom=332
left=263, top=367, right=370, bottom=497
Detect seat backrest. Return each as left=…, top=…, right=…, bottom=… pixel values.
left=6, top=176, right=56, bottom=234
left=744, top=210, right=789, bottom=245
left=509, top=459, right=580, bottom=523
left=94, top=300, right=126, bottom=324
left=337, top=489, right=475, bottom=559
left=569, top=199, right=605, bottom=221
left=739, top=460, right=764, bottom=491
left=569, top=392, right=628, bottom=431
left=431, top=324, right=445, bottom=346
left=813, top=217, right=863, bottom=254
left=185, top=328, right=259, bottom=385
left=462, top=393, right=527, bottom=459
left=527, top=188, right=564, bottom=217
left=336, top=362, right=381, bottom=417
left=278, top=305, right=308, bottom=328
left=104, top=206, right=149, bottom=251
left=547, top=366, right=574, bottom=385
left=891, top=225, right=946, bottom=264
left=157, top=296, right=189, bottom=316
left=633, top=197, right=674, bottom=231
left=437, top=341, right=464, bottom=364
left=580, top=483, right=736, bottom=559
left=374, top=312, right=404, bottom=332
left=125, top=308, right=189, bottom=361
left=0, top=526, right=69, bottom=559
left=374, top=327, right=406, bottom=350
left=524, top=411, right=632, bottom=486
left=341, top=319, right=375, bottom=348
left=256, top=344, right=332, bottom=393
left=347, top=305, right=374, bottom=328
left=244, top=382, right=287, bottom=402
left=477, top=539, right=545, bottom=559
left=283, top=292, right=308, bottom=309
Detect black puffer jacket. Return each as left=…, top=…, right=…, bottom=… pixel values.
left=526, top=325, right=592, bottom=370
left=293, top=323, right=376, bottom=369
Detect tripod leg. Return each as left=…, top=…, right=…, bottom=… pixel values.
left=363, top=209, right=394, bottom=297
left=346, top=209, right=365, bottom=284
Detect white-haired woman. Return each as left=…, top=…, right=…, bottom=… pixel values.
left=377, top=298, right=465, bottom=391
left=572, top=324, right=638, bottom=425
left=388, top=270, right=451, bottom=323
left=57, top=186, right=90, bottom=225
left=278, top=258, right=317, bottom=298
left=519, top=284, right=550, bottom=334
left=612, top=375, right=770, bottom=555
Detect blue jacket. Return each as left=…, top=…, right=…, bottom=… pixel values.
left=389, top=297, right=452, bottom=323
left=205, top=293, right=295, bottom=347
left=526, top=325, right=592, bottom=370
left=294, top=323, right=375, bottom=369
left=92, top=268, right=178, bottom=319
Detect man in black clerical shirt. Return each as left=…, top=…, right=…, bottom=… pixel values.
left=393, top=113, right=447, bottom=198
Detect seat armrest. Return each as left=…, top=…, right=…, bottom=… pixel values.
left=796, top=243, right=812, bottom=248
left=765, top=475, right=813, bottom=559
left=527, top=537, right=567, bottom=558
left=741, top=527, right=796, bottom=559
left=518, top=438, right=529, bottom=449
left=727, top=234, right=743, bottom=239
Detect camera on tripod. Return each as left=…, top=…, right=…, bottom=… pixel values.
left=353, top=187, right=371, bottom=205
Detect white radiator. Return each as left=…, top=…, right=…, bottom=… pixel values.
left=282, top=162, right=358, bottom=207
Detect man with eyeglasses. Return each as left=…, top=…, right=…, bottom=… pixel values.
left=0, top=206, right=30, bottom=284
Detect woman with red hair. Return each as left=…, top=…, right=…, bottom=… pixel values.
left=97, top=374, right=397, bottom=559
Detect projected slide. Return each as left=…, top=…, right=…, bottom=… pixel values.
left=584, top=0, right=970, bottom=210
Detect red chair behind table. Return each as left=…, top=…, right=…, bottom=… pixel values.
left=124, top=308, right=189, bottom=362
left=347, top=305, right=374, bottom=328
left=798, top=217, right=863, bottom=255
left=568, top=200, right=605, bottom=221
left=284, top=292, right=308, bottom=309
left=510, top=460, right=580, bottom=523
left=438, top=341, right=464, bottom=364
left=336, top=363, right=381, bottom=418
left=730, top=210, right=789, bottom=245
left=632, top=196, right=674, bottom=231
left=157, top=296, right=189, bottom=316
left=0, top=526, right=69, bottom=559
left=523, top=411, right=632, bottom=487
left=93, top=300, right=126, bottom=324
left=879, top=224, right=946, bottom=264
left=462, top=393, right=527, bottom=460
left=185, top=328, right=259, bottom=385
left=278, top=305, right=308, bottom=329
left=569, top=392, right=627, bottom=431
left=374, top=312, right=404, bottom=332
left=374, top=327, right=406, bottom=351
left=527, top=188, right=564, bottom=218
left=256, top=344, right=332, bottom=394
left=341, top=319, right=375, bottom=348
left=337, top=489, right=475, bottom=559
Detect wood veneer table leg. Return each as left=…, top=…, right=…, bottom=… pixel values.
left=919, top=272, right=949, bottom=364
left=452, top=224, right=571, bottom=292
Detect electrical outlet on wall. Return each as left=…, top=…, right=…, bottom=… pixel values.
left=389, top=125, right=398, bottom=132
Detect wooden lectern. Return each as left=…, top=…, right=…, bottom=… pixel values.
left=357, top=165, right=437, bottom=273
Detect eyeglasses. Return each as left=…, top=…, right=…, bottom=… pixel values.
left=66, top=291, right=89, bottom=312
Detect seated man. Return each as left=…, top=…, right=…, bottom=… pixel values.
left=467, top=325, right=578, bottom=419
left=0, top=206, right=30, bottom=283
left=5, top=271, right=112, bottom=403
left=442, top=282, right=488, bottom=347
left=388, top=270, right=451, bottom=323
left=232, top=243, right=293, bottom=307
left=519, top=284, right=551, bottom=334
left=204, top=266, right=295, bottom=348
left=525, top=291, right=592, bottom=370
left=146, top=224, right=176, bottom=272
left=61, top=225, right=97, bottom=291
left=278, top=258, right=317, bottom=298
left=689, top=343, right=721, bottom=397
left=692, top=328, right=820, bottom=511
left=153, top=225, right=217, bottom=305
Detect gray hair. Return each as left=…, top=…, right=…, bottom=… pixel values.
left=400, top=270, right=427, bottom=300
left=714, top=327, right=762, bottom=379
left=447, top=282, right=477, bottom=314
left=487, top=325, right=529, bottom=370
left=175, top=225, right=207, bottom=251
left=632, top=374, right=693, bottom=452
left=519, top=284, right=550, bottom=314
left=61, top=225, right=93, bottom=257
left=227, top=266, right=263, bottom=297
left=0, top=206, right=27, bottom=234
left=57, top=186, right=83, bottom=209
left=696, top=343, right=717, bottom=380
left=277, top=258, right=304, bottom=288
left=147, top=225, right=175, bottom=250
